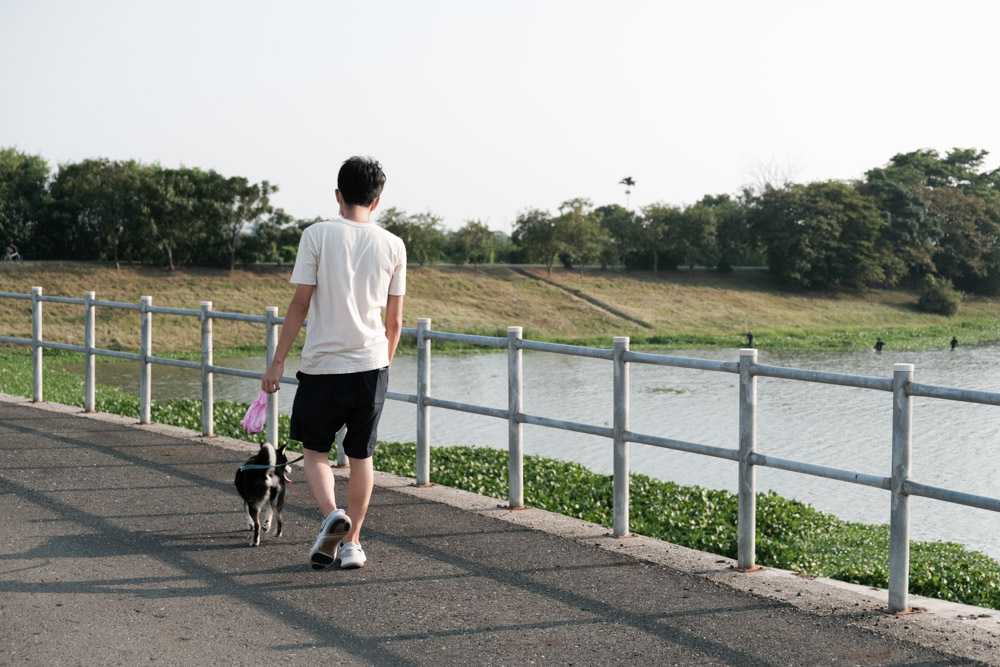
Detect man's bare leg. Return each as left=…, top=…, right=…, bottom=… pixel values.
left=343, top=456, right=374, bottom=545
left=303, top=448, right=337, bottom=517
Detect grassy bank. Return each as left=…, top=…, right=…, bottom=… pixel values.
left=2, top=262, right=999, bottom=354
left=2, top=349, right=999, bottom=610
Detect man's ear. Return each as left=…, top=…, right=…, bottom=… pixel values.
left=335, top=189, right=343, bottom=205
left=369, top=196, right=380, bottom=215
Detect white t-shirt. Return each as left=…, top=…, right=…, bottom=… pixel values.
left=290, top=217, right=406, bottom=374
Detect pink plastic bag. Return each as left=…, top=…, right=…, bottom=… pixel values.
left=241, top=389, right=268, bottom=434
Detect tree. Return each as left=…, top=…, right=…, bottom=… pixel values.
left=925, top=187, right=999, bottom=291
left=619, top=176, right=636, bottom=210
left=862, top=147, right=1000, bottom=292
left=594, top=204, right=642, bottom=269
left=671, top=203, right=716, bottom=271
left=377, top=207, right=445, bottom=266
left=180, top=169, right=276, bottom=269
left=43, top=158, right=145, bottom=268
left=857, top=176, right=936, bottom=284
left=749, top=181, right=889, bottom=288
left=223, top=177, right=275, bottom=271
left=242, top=208, right=301, bottom=265
left=450, top=220, right=494, bottom=268
left=142, top=166, right=196, bottom=271
left=870, top=148, right=988, bottom=191
left=697, top=193, right=757, bottom=272
left=0, top=147, right=50, bottom=251
left=640, top=202, right=681, bottom=277
left=553, top=198, right=607, bottom=277
left=512, top=208, right=559, bottom=274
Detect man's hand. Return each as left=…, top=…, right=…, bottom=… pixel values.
left=262, top=360, right=285, bottom=394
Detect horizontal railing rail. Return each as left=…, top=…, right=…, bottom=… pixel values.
left=625, top=431, right=740, bottom=461
left=519, top=338, right=614, bottom=360
left=752, top=363, right=894, bottom=391
left=906, top=382, right=1000, bottom=406
left=2, top=287, right=999, bottom=615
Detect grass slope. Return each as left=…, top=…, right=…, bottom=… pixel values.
left=2, top=262, right=998, bottom=354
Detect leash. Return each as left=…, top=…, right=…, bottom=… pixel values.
left=239, top=454, right=304, bottom=471
left=230, top=454, right=305, bottom=471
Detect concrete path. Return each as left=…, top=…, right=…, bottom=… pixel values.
left=2, top=396, right=999, bottom=666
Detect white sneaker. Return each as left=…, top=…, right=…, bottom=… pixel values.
left=339, top=541, right=366, bottom=569
left=309, top=509, right=351, bottom=570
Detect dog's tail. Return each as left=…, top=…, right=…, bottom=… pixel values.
left=262, top=442, right=276, bottom=469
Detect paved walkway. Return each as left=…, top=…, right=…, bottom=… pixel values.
left=2, top=396, right=999, bottom=666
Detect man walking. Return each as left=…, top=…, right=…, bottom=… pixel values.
left=262, top=156, right=406, bottom=570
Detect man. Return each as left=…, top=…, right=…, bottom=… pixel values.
left=261, top=156, right=406, bottom=570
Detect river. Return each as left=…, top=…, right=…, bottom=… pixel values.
left=66, top=344, right=1000, bottom=560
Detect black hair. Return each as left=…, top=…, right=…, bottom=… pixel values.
left=337, top=156, right=386, bottom=207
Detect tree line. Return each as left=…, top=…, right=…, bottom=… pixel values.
left=0, top=150, right=300, bottom=270
left=2, top=147, right=999, bottom=297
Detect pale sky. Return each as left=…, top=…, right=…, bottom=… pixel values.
left=2, top=0, right=998, bottom=232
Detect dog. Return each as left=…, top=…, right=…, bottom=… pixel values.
left=234, top=442, right=291, bottom=546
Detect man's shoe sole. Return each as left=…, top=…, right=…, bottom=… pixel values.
left=309, top=514, right=351, bottom=570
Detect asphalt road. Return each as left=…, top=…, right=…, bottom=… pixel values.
left=0, top=397, right=996, bottom=666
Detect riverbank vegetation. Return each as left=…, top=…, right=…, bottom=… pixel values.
left=2, top=263, right=999, bottom=354
left=2, top=349, right=998, bottom=610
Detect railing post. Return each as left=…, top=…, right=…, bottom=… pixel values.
left=200, top=301, right=214, bottom=436
left=507, top=326, right=524, bottom=509
left=265, top=306, right=279, bottom=445
left=31, top=286, right=42, bottom=402
left=416, top=318, right=432, bottom=486
left=612, top=336, right=630, bottom=537
left=139, top=296, right=152, bottom=423
left=84, top=291, right=95, bottom=412
left=889, top=362, right=914, bottom=613
left=738, top=348, right=759, bottom=570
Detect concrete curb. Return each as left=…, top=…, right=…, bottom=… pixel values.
left=4, top=392, right=999, bottom=664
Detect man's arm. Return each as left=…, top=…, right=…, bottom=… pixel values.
left=261, top=283, right=315, bottom=393
left=384, top=294, right=404, bottom=368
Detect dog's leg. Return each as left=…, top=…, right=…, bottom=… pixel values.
left=270, top=493, right=284, bottom=537
left=274, top=503, right=284, bottom=538
left=244, top=502, right=254, bottom=531
left=249, top=505, right=262, bottom=547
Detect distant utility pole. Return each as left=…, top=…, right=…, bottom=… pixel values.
left=619, top=176, right=636, bottom=210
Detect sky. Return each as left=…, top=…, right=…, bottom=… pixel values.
left=2, top=0, right=999, bottom=232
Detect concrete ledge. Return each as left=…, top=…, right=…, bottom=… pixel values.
left=4, top=391, right=999, bottom=664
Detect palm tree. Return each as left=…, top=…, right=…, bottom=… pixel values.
left=619, top=176, right=636, bottom=210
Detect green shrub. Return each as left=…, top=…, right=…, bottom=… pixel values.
left=918, top=275, right=962, bottom=316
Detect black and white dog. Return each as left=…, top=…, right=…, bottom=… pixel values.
left=234, top=442, right=291, bottom=547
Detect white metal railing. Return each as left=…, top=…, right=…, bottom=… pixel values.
left=2, top=287, right=1000, bottom=614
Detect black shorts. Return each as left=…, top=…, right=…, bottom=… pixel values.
left=290, top=368, right=389, bottom=459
